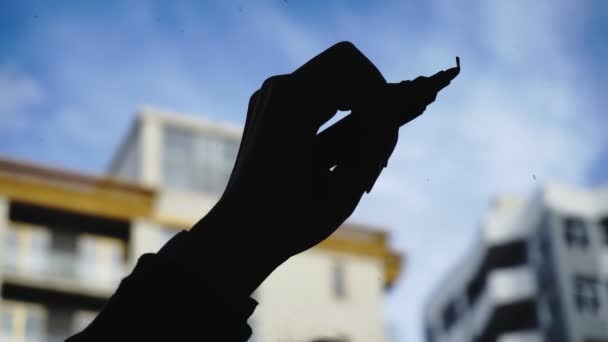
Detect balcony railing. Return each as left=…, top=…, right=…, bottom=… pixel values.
left=470, top=266, right=536, bottom=335
left=2, top=247, right=127, bottom=293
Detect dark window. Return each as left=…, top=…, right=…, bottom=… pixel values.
left=563, top=217, right=589, bottom=248
left=333, top=262, right=346, bottom=299
left=468, top=273, right=485, bottom=305
left=442, top=301, right=458, bottom=331
left=425, top=325, right=435, bottom=342
left=600, top=217, right=608, bottom=245
left=51, top=230, right=77, bottom=254
left=574, top=275, right=600, bottom=314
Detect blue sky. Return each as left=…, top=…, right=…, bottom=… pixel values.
left=1, top=0, right=607, bottom=341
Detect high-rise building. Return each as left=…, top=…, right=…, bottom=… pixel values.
left=0, top=107, right=402, bottom=342
left=424, top=185, right=608, bottom=342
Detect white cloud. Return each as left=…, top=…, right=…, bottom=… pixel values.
left=0, top=65, right=45, bottom=132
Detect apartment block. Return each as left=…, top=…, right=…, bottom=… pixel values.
left=424, top=186, right=608, bottom=342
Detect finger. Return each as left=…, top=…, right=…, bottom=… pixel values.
left=314, top=110, right=365, bottom=170
left=253, top=75, right=313, bottom=143
left=314, top=127, right=398, bottom=228
left=314, top=110, right=399, bottom=173
left=226, top=87, right=267, bottom=190
left=312, top=160, right=373, bottom=236
left=291, top=41, right=388, bottom=131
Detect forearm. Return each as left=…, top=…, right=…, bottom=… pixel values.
left=159, top=202, right=289, bottom=298
left=67, top=204, right=278, bottom=341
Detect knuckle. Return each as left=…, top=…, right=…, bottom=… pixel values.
left=333, top=41, right=361, bottom=57
left=248, top=90, right=260, bottom=105
left=261, top=74, right=297, bottom=101
left=261, top=74, right=290, bottom=90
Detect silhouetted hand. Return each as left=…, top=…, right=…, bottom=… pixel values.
left=67, top=42, right=459, bottom=342
left=217, top=42, right=399, bottom=260
left=187, top=41, right=458, bottom=296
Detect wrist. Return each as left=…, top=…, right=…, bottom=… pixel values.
left=161, top=203, right=287, bottom=297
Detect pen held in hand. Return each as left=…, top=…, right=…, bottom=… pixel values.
left=315, top=57, right=461, bottom=189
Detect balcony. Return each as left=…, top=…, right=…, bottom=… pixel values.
left=470, top=266, right=537, bottom=336
left=1, top=300, right=97, bottom=342
left=3, top=226, right=127, bottom=297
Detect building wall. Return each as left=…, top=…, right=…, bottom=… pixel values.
left=424, top=197, right=533, bottom=342
left=155, top=189, right=218, bottom=225
left=108, top=119, right=141, bottom=182
left=541, top=186, right=608, bottom=342
left=255, top=249, right=386, bottom=342
left=0, top=196, right=7, bottom=315
left=140, top=112, right=163, bottom=187
left=129, top=219, right=168, bottom=265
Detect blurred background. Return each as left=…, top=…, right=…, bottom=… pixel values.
left=0, top=0, right=607, bottom=341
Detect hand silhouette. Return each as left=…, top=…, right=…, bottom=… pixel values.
left=185, top=41, right=458, bottom=296
left=218, top=42, right=399, bottom=259
left=67, top=41, right=459, bottom=342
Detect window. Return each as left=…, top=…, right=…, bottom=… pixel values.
left=333, top=261, right=347, bottom=299
left=600, top=217, right=608, bottom=245
left=163, top=126, right=198, bottom=191
left=563, top=217, right=589, bottom=248
left=538, top=295, right=552, bottom=327
left=4, top=228, right=18, bottom=271
left=574, top=275, right=600, bottom=315
left=78, top=235, right=125, bottom=286
left=25, top=310, right=44, bottom=339
left=29, top=229, right=50, bottom=273
left=467, top=273, right=484, bottom=305
left=425, top=325, right=435, bottom=342
left=1, top=309, right=13, bottom=340
left=4, top=224, right=51, bottom=275
left=163, top=125, right=240, bottom=194
left=50, top=230, right=78, bottom=278
left=442, top=301, right=458, bottom=331
left=1, top=301, right=46, bottom=341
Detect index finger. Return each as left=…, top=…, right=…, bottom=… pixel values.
left=291, top=41, right=388, bottom=130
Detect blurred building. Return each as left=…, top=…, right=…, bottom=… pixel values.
left=424, top=186, right=608, bottom=342
left=0, top=107, right=402, bottom=342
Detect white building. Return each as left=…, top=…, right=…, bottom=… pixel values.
left=0, top=107, right=402, bottom=342
left=424, top=185, right=608, bottom=342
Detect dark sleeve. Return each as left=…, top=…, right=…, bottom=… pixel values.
left=65, top=252, right=258, bottom=341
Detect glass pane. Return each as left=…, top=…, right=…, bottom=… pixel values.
left=1, top=309, right=13, bottom=333
left=29, top=230, right=49, bottom=274
left=333, top=262, right=346, bottom=299
left=25, top=310, right=44, bottom=337
left=164, top=126, right=196, bottom=191
left=4, top=229, right=19, bottom=271
left=78, top=237, right=97, bottom=281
